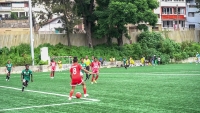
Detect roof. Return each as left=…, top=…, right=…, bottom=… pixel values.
left=42, top=16, right=63, bottom=26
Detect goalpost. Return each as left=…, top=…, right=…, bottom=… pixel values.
left=51, top=56, right=72, bottom=64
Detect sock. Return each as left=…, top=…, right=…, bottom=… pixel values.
left=8, top=76, right=10, bottom=80
left=6, top=75, right=8, bottom=79
left=69, top=90, right=74, bottom=97
left=83, top=87, right=87, bottom=94
left=95, top=75, right=99, bottom=80
left=91, top=76, right=94, bottom=82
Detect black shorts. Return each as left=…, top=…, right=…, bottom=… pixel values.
left=7, top=70, right=11, bottom=73
left=86, top=66, right=90, bottom=71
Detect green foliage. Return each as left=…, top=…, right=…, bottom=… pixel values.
left=11, top=12, right=18, bottom=20
left=38, top=60, right=48, bottom=65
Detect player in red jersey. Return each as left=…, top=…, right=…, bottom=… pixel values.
left=68, top=57, right=93, bottom=100
left=48, top=59, right=57, bottom=79
left=90, top=57, right=101, bottom=84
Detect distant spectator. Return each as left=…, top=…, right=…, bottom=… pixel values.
left=196, top=52, right=200, bottom=63
left=140, top=56, right=145, bottom=66
left=152, top=55, right=156, bottom=66
left=123, top=57, right=127, bottom=69
left=112, top=57, right=116, bottom=65
left=102, top=58, right=106, bottom=66
left=158, top=56, right=161, bottom=65
left=129, top=57, right=134, bottom=67
left=99, top=57, right=103, bottom=65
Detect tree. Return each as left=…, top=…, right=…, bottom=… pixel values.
left=33, top=0, right=80, bottom=46
left=197, top=0, right=200, bottom=13
left=95, top=0, right=159, bottom=46
left=74, top=0, right=96, bottom=48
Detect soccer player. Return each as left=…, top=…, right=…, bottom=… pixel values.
left=48, top=59, right=57, bottom=79
left=123, top=57, right=127, bottom=69
left=69, top=57, right=92, bottom=100
left=90, top=57, right=100, bottom=84
left=84, top=56, right=91, bottom=81
left=5, top=60, right=13, bottom=81
left=58, top=60, right=63, bottom=72
left=80, top=58, right=86, bottom=78
left=21, top=64, right=33, bottom=92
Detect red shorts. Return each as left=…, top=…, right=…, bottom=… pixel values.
left=51, top=67, right=56, bottom=71
left=92, top=69, right=99, bottom=74
left=70, top=78, right=83, bottom=86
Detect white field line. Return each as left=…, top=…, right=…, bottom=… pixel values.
left=0, top=101, right=93, bottom=112
left=1, top=72, right=200, bottom=78
left=0, top=86, right=100, bottom=102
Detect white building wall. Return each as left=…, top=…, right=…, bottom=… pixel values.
left=38, top=19, right=63, bottom=33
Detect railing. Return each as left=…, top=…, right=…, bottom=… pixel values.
left=0, top=7, right=11, bottom=11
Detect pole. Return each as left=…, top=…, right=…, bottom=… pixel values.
left=176, top=4, right=179, bottom=30
left=29, top=0, right=34, bottom=65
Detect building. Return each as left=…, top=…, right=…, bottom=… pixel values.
left=0, top=0, right=29, bottom=19
left=186, top=0, right=200, bottom=29
left=38, top=17, right=85, bottom=34
left=159, top=0, right=187, bottom=30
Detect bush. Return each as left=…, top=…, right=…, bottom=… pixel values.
left=11, top=12, right=18, bottom=20
left=1, top=32, right=200, bottom=66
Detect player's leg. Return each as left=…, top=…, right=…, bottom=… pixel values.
left=69, top=86, right=75, bottom=100
left=50, top=71, right=52, bottom=78
left=81, top=82, right=89, bottom=97
left=22, top=80, right=28, bottom=92
left=52, top=71, right=55, bottom=78
left=7, top=71, right=11, bottom=80
left=94, top=73, right=99, bottom=83
left=85, top=66, right=89, bottom=81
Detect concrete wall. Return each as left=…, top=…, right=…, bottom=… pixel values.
left=0, top=64, right=71, bottom=74
left=0, top=29, right=200, bottom=48
left=0, top=57, right=197, bottom=74
left=0, top=20, right=29, bottom=28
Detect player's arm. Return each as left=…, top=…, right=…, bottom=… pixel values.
left=70, top=73, right=72, bottom=79
left=21, top=73, right=23, bottom=82
left=5, top=66, right=7, bottom=72
left=47, top=63, right=52, bottom=68
left=81, top=68, right=93, bottom=74
left=69, top=68, right=72, bottom=79
left=31, top=74, right=33, bottom=82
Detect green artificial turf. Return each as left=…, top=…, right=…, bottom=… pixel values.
left=0, top=63, right=200, bottom=113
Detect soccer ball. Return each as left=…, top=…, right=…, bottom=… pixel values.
left=76, top=92, right=81, bottom=98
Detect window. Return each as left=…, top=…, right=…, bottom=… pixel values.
left=162, top=7, right=173, bottom=14
left=162, top=0, right=172, bottom=1
left=163, top=21, right=173, bottom=27
left=152, top=27, right=159, bottom=31
left=189, top=24, right=195, bottom=29
left=175, top=20, right=185, bottom=27
left=174, top=0, right=184, bottom=2
left=5, top=14, right=8, bottom=19
left=0, top=3, right=11, bottom=7
left=174, top=7, right=185, bottom=14
left=188, top=12, right=195, bottom=17
left=189, top=5, right=196, bottom=8
left=57, top=20, right=62, bottom=23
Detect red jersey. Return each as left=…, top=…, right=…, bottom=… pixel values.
left=50, top=62, right=56, bottom=67
left=90, top=61, right=100, bottom=70
left=70, top=63, right=82, bottom=80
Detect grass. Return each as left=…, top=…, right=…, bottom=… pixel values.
left=0, top=63, right=200, bottom=113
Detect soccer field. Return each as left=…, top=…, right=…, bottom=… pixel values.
left=0, top=64, right=200, bottom=113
